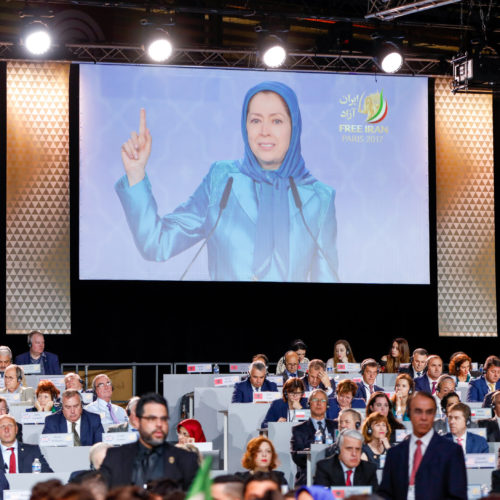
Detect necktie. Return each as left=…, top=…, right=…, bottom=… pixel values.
left=431, top=381, right=437, bottom=394
left=318, top=421, right=326, bottom=442
left=107, top=402, right=120, bottom=424
left=8, top=447, right=16, bottom=473
left=409, top=440, right=423, bottom=485
left=369, top=384, right=374, bottom=394
left=72, top=422, right=81, bottom=446
left=457, top=437, right=463, bottom=448
left=488, top=383, right=495, bottom=392
left=416, top=372, right=422, bottom=377
left=290, top=373, right=297, bottom=378
left=346, top=469, right=352, bottom=486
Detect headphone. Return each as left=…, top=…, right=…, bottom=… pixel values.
left=463, top=406, right=472, bottom=428
left=27, top=333, right=33, bottom=347
left=366, top=425, right=372, bottom=436
left=355, top=420, right=361, bottom=430
left=360, top=359, right=380, bottom=375
left=491, top=391, right=500, bottom=409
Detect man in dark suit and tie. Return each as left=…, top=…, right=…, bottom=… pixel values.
left=354, top=359, right=383, bottom=401
left=42, top=390, right=104, bottom=446
left=378, top=391, right=467, bottom=500
left=231, top=362, right=278, bottom=403
left=282, top=351, right=305, bottom=382
left=14, top=331, right=61, bottom=375
left=414, top=355, right=443, bottom=394
left=291, top=389, right=336, bottom=486
left=100, top=393, right=198, bottom=490
left=314, top=429, right=378, bottom=488
left=300, top=359, right=335, bottom=396
left=398, top=348, right=428, bottom=379
left=467, top=355, right=500, bottom=402
left=0, top=414, right=52, bottom=473
left=478, top=390, right=500, bottom=442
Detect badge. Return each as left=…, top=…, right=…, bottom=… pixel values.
left=169, top=456, right=175, bottom=464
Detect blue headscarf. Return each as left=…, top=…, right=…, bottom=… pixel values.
left=295, top=486, right=335, bottom=500
left=239, top=81, right=313, bottom=281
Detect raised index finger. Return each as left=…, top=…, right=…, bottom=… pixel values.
left=139, top=108, right=147, bottom=135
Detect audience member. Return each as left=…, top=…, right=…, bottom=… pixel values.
left=467, top=355, right=500, bottom=402
left=398, top=348, right=428, bottom=379
left=91, top=442, right=113, bottom=469
left=291, top=389, right=336, bottom=486
left=100, top=393, right=198, bottom=490
left=211, top=475, right=245, bottom=500
left=0, top=347, right=13, bottom=376
left=243, top=471, right=281, bottom=500
left=252, top=355, right=269, bottom=369
left=42, top=389, right=104, bottom=446
left=0, top=397, right=23, bottom=442
left=326, top=340, right=356, bottom=372
left=262, top=378, right=307, bottom=428
left=108, top=396, right=140, bottom=433
left=175, top=442, right=203, bottom=465
left=232, top=362, right=278, bottom=403
left=366, top=392, right=405, bottom=443
left=236, top=436, right=287, bottom=486
left=381, top=338, right=410, bottom=373
left=70, top=471, right=109, bottom=500
left=51, top=484, right=95, bottom=500
left=491, top=447, right=500, bottom=493
left=276, top=340, right=309, bottom=375
left=338, top=408, right=362, bottom=432
left=414, top=355, right=443, bottom=394
left=31, top=480, right=64, bottom=500
left=65, top=373, right=89, bottom=392
left=326, top=379, right=365, bottom=420
left=282, top=351, right=304, bottom=382
left=314, top=429, right=378, bottom=488
left=478, top=390, right=500, bottom=442
left=444, top=402, right=489, bottom=453
left=378, top=391, right=467, bottom=500
left=0, top=414, right=52, bottom=472
left=434, top=375, right=456, bottom=415
left=361, top=412, right=391, bottom=468
left=300, top=360, right=335, bottom=395
left=448, top=353, right=472, bottom=383
left=176, top=418, right=206, bottom=443
left=27, top=380, right=61, bottom=413
left=295, top=486, right=334, bottom=500
left=354, top=360, right=383, bottom=401
left=105, top=486, right=153, bottom=500
left=0, top=365, right=35, bottom=404
left=433, top=391, right=460, bottom=436
left=86, top=374, right=128, bottom=428
left=391, top=373, right=414, bottom=421
left=15, top=331, right=61, bottom=375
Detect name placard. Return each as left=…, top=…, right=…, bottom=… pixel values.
left=187, top=364, right=212, bottom=373
left=43, top=376, right=66, bottom=389
left=5, top=491, right=31, bottom=500
left=253, top=391, right=281, bottom=403
left=267, top=375, right=284, bottom=387
left=298, top=363, right=308, bottom=372
left=103, top=432, right=138, bottom=445
left=19, top=364, right=41, bottom=374
left=193, top=441, right=213, bottom=451
left=379, top=454, right=386, bottom=469
left=465, top=453, right=496, bottom=469
left=229, top=363, right=250, bottom=373
left=395, top=429, right=411, bottom=442
left=470, top=408, right=492, bottom=420
left=2, top=393, right=21, bottom=402
left=21, top=412, right=51, bottom=424
left=82, top=392, right=94, bottom=404
left=0, top=378, right=4, bottom=388
left=336, top=363, right=361, bottom=373
left=291, top=409, right=311, bottom=422
left=468, top=428, right=487, bottom=439
left=214, top=376, right=240, bottom=387
left=467, top=485, right=483, bottom=500
left=39, top=433, right=74, bottom=447
left=331, top=486, right=372, bottom=498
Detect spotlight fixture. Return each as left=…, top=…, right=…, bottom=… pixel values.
left=22, top=20, right=52, bottom=56
left=145, top=28, right=173, bottom=63
left=376, top=41, right=404, bottom=73
left=261, top=35, right=287, bottom=68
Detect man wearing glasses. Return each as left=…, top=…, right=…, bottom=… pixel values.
left=290, top=388, right=336, bottom=486
left=85, top=374, right=128, bottom=429
left=100, top=393, right=199, bottom=490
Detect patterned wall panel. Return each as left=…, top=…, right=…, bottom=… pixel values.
left=6, top=62, right=71, bottom=334
left=435, top=78, right=497, bottom=336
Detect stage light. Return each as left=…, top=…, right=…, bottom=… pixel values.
left=145, top=29, right=173, bottom=62
left=261, top=35, right=287, bottom=68
left=22, top=20, right=51, bottom=56
left=376, top=41, right=404, bottom=73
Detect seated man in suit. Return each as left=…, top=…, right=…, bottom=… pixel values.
left=211, top=474, right=245, bottom=500
left=478, top=390, right=500, bottom=442
left=0, top=365, right=35, bottom=405
left=0, top=397, right=23, bottom=443
left=378, top=391, right=467, bottom=500
left=282, top=351, right=305, bottom=382
left=0, top=414, right=52, bottom=473
left=291, top=389, right=336, bottom=486
left=398, top=348, right=428, bottom=379
left=231, top=362, right=278, bottom=403
left=242, top=471, right=281, bottom=500
left=107, top=396, right=140, bottom=433
left=314, top=429, right=378, bottom=488
left=300, top=359, right=335, bottom=396
left=0, top=346, right=13, bottom=378
left=414, top=354, right=443, bottom=394
left=14, top=331, right=61, bottom=375
left=64, top=372, right=94, bottom=405
left=444, top=402, right=488, bottom=453
left=100, top=392, right=198, bottom=490
left=433, top=375, right=456, bottom=417
left=42, top=389, right=104, bottom=446
left=433, top=391, right=460, bottom=436
left=467, top=355, right=500, bottom=402
left=85, top=374, right=128, bottom=428
left=354, top=359, right=383, bottom=401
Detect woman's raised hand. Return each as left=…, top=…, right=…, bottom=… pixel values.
left=121, top=108, right=152, bottom=186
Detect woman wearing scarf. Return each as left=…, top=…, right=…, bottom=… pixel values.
left=116, top=81, right=338, bottom=282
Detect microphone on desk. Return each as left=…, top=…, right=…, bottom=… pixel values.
left=288, top=177, right=340, bottom=282
left=180, top=177, right=234, bottom=280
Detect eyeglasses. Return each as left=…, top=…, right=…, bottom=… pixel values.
left=96, top=381, right=112, bottom=388
left=288, top=392, right=303, bottom=396
left=310, top=398, right=327, bottom=403
left=139, top=416, right=168, bottom=423
left=0, top=424, right=15, bottom=430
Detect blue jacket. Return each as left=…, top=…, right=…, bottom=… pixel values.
left=42, top=409, right=104, bottom=446
left=231, top=378, right=278, bottom=403
left=414, top=375, right=436, bottom=394
left=0, top=442, right=52, bottom=473
left=0, top=470, right=8, bottom=500
left=466, top=376, right=500, bottom=402
left=378, top=432, right=467, bottom=500
left=443, top=431, right=490, bottom=453
left=300, top=375, right=336, bottom=394
left=115, top=161, right=339, bottom=282
left=354, top=381, right=384, bottom=401
left=326, top=397, right=366, bottom=420
left=15, top=351, right=61, bottom=375
left=261, top=397, right=308, bottom=428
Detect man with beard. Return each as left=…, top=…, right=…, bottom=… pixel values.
left=100, top=393, right=199, bottom=490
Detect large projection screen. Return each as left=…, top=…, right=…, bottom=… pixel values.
left=80, top=64, right=429, bottom=284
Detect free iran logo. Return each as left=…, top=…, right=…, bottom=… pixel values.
left=359, top=90, right=388, bottom=124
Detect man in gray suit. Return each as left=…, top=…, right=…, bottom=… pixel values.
left=107, top=396, right=139, bottom=433
left=0, top=365, right=34, bottom=405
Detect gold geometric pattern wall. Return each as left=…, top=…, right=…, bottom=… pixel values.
left=435, top=77, right=497, bottom=336
left=6, top=62, right=71, bottom=334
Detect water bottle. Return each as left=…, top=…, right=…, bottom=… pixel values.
left=213, top=364, right=219, bottom=374
left=314, top=428, right=323, bottom=444
left=325, top=434, right=334, bottom=445
left=327, top=365, right=333, bottom=375
left=32, top=458, right=41, bottom=473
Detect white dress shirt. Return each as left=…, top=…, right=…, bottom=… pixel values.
left=85, top=398, right=127, bottom=428
left=66, top=417, right=81, bottom=436
left=453, top=432, right=467, bottom=454
left=1, top=441, right=18, bottom=473
left=407, top=429, right=434, bottom=500
left=340, top=459, right=357, bottom=485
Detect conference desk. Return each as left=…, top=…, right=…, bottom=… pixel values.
left=5, top=473, right=71, bottom=493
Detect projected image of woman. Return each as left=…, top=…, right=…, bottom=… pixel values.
left=116, top=81, right=339, bottom=282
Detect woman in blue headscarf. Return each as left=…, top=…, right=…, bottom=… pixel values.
left=116, top=81, right=339, bottom=282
